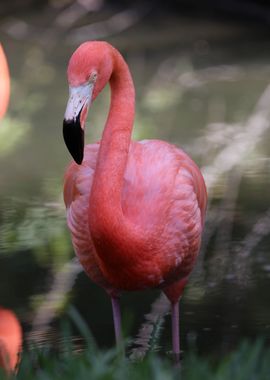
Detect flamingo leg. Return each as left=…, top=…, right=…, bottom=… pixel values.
left=111, top=296, right=122, bottom=346
left=171, top=301, right=180, bottom=363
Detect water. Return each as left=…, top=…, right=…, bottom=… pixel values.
left=0, top=5, right=270, bottom=357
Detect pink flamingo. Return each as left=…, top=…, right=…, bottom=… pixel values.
left=0, top=307, right=22, bottom=374
left=0, top=44, right=10, bottom=120
left=63, top=41, right=207, bottom=360
left=0, top=48, right=21, bottom=375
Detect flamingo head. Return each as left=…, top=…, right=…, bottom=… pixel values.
left=63, top=41, right=113, bottom=164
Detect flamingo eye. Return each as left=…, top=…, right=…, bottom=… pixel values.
left=88, top=72, right=97, bottom=83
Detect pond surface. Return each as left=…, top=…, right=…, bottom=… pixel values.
left=0, top=5, right=270, bottom=358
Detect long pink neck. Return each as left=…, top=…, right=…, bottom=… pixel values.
left=89, top=49, right=146, bottom=271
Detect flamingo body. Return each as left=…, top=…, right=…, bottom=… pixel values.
left=0, top=308, right=22, bottom=373
left=0, top=49, right=21, bottom=373
left=64, top=140, right=206, bottom=298
left=0, top=44, right=10, bottom=119
left=63, top=41, right=207, bottom=356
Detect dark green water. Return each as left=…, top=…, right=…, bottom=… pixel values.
left=0, top=5, right=270, bottom=357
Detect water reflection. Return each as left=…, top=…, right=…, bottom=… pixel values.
left=0, top=4, right=270, bottom=358
left=0, top=199, right=66, bottom=258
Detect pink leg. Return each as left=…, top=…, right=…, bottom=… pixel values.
left=111, top=296, right=122, bottom=345
left=171, top=301, right=180, bottom=363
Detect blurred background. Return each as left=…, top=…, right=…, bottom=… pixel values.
left=0, top=0, right=270, bottom=358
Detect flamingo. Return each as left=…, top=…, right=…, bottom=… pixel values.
left=0, top=307, right=22, bottom=374
left=62, top=41, right=207, bottom=360
left=0, top=44, right=10, bottom=120
left=0, top=49, right=21, bottom=375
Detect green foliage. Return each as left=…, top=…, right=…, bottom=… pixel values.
left=1, top=309, right=269, bottom=380
left=10, top=347, right=177, bottom=380
left=0, top=339, right=264, bottom=380
left=182, top=340, right=270, bottom=380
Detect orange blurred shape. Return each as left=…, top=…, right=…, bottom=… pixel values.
left=0, top=308, right=22, bottom=374
left=0, top=44, right=10, bottom=120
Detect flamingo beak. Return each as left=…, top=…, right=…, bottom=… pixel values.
left=63, top=83, right=93, bottom=164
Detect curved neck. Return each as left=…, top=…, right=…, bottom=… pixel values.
left=93, top=48, right=135, bottom=206
left=89, top=49, right=143, bottom=270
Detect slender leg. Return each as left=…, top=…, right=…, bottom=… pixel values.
left=171, top=301, right=180, bottom=363
left=111, top=296, right=122, bottom=346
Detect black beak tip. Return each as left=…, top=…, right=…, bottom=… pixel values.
left=63, top=118, right=84, bottom=165
left=73, top=154, right=83, bottom=165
